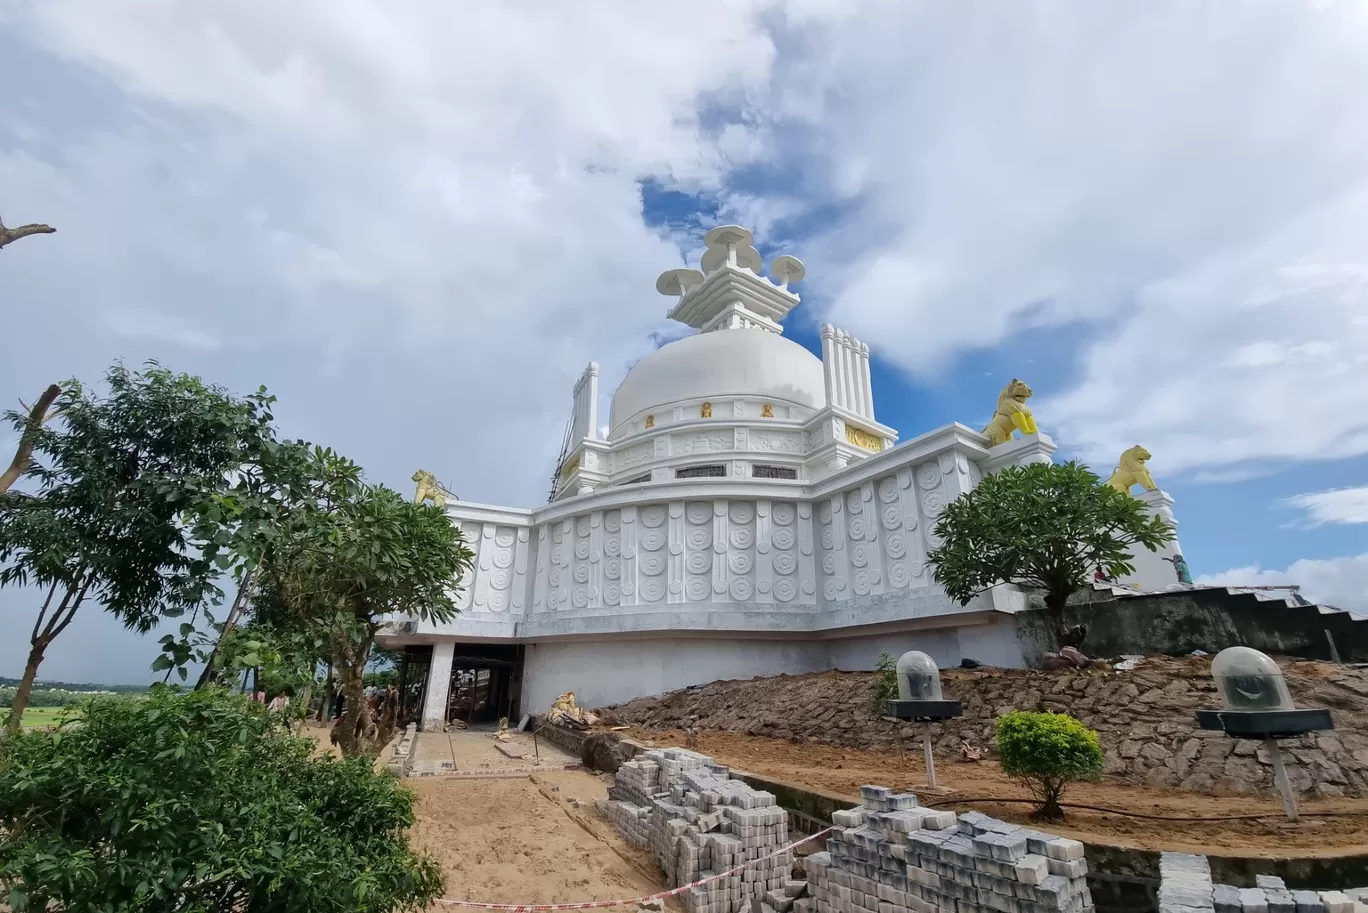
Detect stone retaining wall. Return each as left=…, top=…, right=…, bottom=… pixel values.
left=602, top=657, right=1368, bottom=798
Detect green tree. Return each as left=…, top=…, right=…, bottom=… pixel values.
left=926, top=460, right=1173, bottom=640
left=995, top=710, right=1104, bottom=820
left=254, top=467, right=473, bottom=758
left=0, top=687, right=443, bottom=912
left=869, top=652, right=899, bottom=715
left=0, top=363, right=276, bottom=732
left=183, top=440, right=359, bottom=690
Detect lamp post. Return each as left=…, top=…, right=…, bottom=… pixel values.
left=1195, top=646, right=1334, bottom=822
left=884, top=651, right=962, bottom=789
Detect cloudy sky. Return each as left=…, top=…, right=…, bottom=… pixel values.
left=2, top=0, right=1366, bottom=685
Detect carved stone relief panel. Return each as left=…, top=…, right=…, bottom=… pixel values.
left=482, top=526, right=517, bottom=613
left=683, top=500, right=713, bottom=602
left=823, top=495, right=851, bottom=603
left=452, top=521, right=482, bottom=610
left=667, top=500, right=686, bottom=602
left=674, top=433, right=731, bottom=455
left=620, top=505, right=638, bottom=606
left=754, top=499, right=774, bottom=604
left=510, top=527, right=530, bottom=612
left=727, top=500, right=755, bottom=601
left=531, top=524, right=548, bottom=612
left=711, top=500, right=729, bottom=601
left=896, top=466, right=930, bottom=584
left=853, top=481, right=884, bottom=598
left=750, top=430, right=803, bottom=454
left=796, top=501, right=818, bottom=603
left=548, top=518, right=573, bottom=611
left=617, top=443, right=653, bottom=471
left=601, top=509, right=622, bottom=607
left=637, top=503, right=667, bottom=603
left=473, top=524, right=497, bottom=611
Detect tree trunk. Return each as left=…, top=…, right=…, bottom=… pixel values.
left=0, top=217, right=56, bottom=250
left=1043, top=590, right=1070, bottom=644
left=295, top=683, right=312, bottom=734
left=330, top=631, right=379, bottom=758
left=2, top=642, right=48, bottom=733
left=1030, top=777, right=1067, bottom=821
left=316, top=663, right=333, bottom=721
left=4, top=576, right=89, bottom=734
left=195, top=563, right=259, bottom=690
left=0, top=383, right=61, bottom=495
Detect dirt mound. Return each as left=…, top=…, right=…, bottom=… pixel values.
left=602, top=655, right=1368, bottom=798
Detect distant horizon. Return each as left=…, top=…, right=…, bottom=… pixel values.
left=0, top=674, right=155, bottom=691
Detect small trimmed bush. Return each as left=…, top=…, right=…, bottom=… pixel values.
left=995, top=710, right=1103, bottom=820
left=0, top=686, right=442, bottom=912
left=869, top=652, right=899, bottom=715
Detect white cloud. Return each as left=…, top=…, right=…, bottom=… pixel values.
left=1286, top=486, right=1368, bottom=527
left=1197, top=553, right=1368, bottom=613
left=0, top=0, right=802, bottom=507
left=10, top=0, right=1366, bottom=500
left=757, top=1, right=1368, bottom=474
left=104, top=309, right=220, bottom=349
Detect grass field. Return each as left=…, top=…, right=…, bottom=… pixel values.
left=17, top=706, right=81, bottom=729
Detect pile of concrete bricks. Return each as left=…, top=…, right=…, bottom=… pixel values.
left=1159, top=853, right=1368, bottom=913
left=803, top=786, right=1093, bottom=913
left=596, top=748, right=794, bottom=913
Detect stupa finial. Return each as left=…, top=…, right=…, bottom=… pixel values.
left=700, top=224, right=763, bottom=275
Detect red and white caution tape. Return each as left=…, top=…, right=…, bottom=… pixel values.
left=433, top=825, right=833, bottom=911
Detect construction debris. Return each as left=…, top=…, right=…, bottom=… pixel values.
left=547, top=691, right=599, bottom=730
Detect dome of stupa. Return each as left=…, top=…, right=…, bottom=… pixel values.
left=607, top=328, right=826, bottom=435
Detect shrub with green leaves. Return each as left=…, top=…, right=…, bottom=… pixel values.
left=995, top=711, right=1103, bottom=821
left=0, top=686, right=442, bottom=912
left=869, top=652, right=899, bottom=715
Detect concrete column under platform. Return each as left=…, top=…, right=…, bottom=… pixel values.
left=421, top=642, right=455, bottom=732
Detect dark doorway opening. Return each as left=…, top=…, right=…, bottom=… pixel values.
left=445, top=644, right=524, bottom=727
left=396, top=645, right=432, bottom=728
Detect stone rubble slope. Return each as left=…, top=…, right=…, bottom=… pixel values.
left=602, top=656, right=1368, bottom=797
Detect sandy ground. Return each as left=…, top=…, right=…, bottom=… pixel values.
left=409, top=768, right=669, bottom=909
left=411, top=723, right=579, bottom=770
left=628, top=728, right=1368, bottom=857
left=303, top=724, right=668, bottom=907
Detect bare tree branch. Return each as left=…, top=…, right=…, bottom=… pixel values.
left=1, top=383, right=61, bottom=494
left=0, top=215, right=57, bottom=250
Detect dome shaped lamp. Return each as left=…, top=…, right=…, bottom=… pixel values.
left=885, top=651, right=963, bottom=790
left=1196, top=646, right=1335, bottom=821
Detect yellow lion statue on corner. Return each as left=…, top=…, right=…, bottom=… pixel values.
left=1106, top=446, right=1157, bottom=495
left=412, top=469, right=449, bottom=509
left=982, top=379, right=1038, bottom=446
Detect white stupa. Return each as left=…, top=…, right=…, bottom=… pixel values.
left=378, top=226, right=1175, bottom=731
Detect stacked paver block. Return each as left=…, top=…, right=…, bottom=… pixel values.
left=597, top=748, right=793, bottom=913
left=1159, top=852, right=1215, bottom=913
left=1161, top=854, right=1368, bottom=913
left=803, top=786, right=1094, bottom=913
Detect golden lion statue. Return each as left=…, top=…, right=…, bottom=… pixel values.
left=1106, top=446, right=1158, bottom=495
left=982, top=379, right=1038, bottom=446
left=412, top=469, right=449, bottom=509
